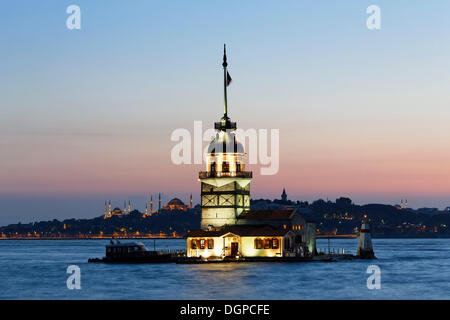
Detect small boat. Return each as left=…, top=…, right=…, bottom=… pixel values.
left=88, top=240, right=174, bottom=263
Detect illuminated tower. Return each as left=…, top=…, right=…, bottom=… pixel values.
left=158, top=193, right=161, bottom=212
left=150, top=195, right=153, bottom=214
left=144, top=203, right=148, bottom=217
left=104, top=201, right=107, bottom=219
left=357, top=215, right=375, bottom=259
left=108, top=201, right=112, bottom=217
left=405, top=199, right=408, bottom=209
left=190, top=194, right=193, bottom=209
left=123, top=201, right=127, bottom=214
left=128, top=200, right=131, bottom=214
left=199, top=45, right=252, bottom=230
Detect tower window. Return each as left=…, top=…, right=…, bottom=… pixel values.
left=200, top=239, right=205, bottom=249
left=272, top=238, right=279, bottom=249
left=222, top=162, right=229, bottom=172
left=210, top=162, right=216, bottom=173
left=254, top=238, right=263, bottom=249
left=236, top=162, right=241, bottom=172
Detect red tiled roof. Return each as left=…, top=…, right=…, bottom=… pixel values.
left=186, top=225, right=290, bottom=238
left=238, top=209, right=295, bottom=220
left=185, top=229, right=225, bottom=237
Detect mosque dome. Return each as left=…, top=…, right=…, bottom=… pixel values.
left=167, top=198, right=186, bottom=206
left=207, top=131, right=244, bottom=154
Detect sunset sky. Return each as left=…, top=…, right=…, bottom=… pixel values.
left=1, top=1, right=450, bottom=225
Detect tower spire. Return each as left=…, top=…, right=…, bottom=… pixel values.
left=215, top=44, right=236, bottom=131
left=223, top=44, right=228, bottom=118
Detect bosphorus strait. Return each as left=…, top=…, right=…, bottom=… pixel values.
left=1, top=238, right=449, bottom=300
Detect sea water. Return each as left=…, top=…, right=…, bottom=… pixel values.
left=0, top=238, right=449, bottom=299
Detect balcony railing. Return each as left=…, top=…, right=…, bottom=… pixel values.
left=199, top=171, right=252, bottom=179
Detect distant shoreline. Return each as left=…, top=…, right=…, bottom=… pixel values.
left=1, top=235, right=450, bottom=240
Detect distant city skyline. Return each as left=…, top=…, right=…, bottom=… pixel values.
left=1, top=1, right=450, bottom=225
left=1, top=192, right=449, bottom=226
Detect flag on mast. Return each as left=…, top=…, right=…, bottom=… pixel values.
left=226, top=71, right=232, bottom=87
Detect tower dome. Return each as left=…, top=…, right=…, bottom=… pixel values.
left=207, top=130, right=244, bottom=154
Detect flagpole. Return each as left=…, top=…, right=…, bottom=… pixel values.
left=223, top=44, right=228, bottom=118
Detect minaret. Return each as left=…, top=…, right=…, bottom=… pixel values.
left=405, top=199, right=408, bottom=209
left=128, top=200, right=131, bottom=214
left=401, top=199, right=403, bottom=209
left=145, top=203, right=148, bottom=217
left=281, top=188, right=287, bottom=202
left=199, top=45, right=252, bottom=230
left=104, top=201, right=107, bottom=219
left=123, top=201, right=127, bottom=214
left=158, top=193, right=161, bottom=212
left=190, top=194, right=193, bottom=209
left=108, top=201, right=111, bottom=217
left=356, top=215, right=375, bottom=259
left=150, top=195, right=153, bottom=214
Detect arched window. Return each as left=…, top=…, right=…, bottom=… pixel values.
left=207, top=239, right=214, bottom=249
